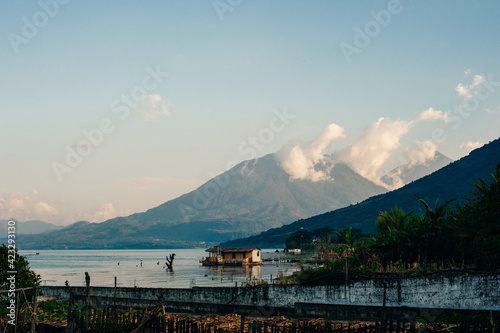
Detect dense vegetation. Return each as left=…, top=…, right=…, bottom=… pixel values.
left=283, top=165, right=500, bottom=285
left=0, top=244, right=41, bottom=290
left=0, top=244, right=41, bottom=329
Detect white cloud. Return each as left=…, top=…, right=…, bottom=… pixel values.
left=65, top=202, right=132, bottom=224
left=485, top=106, right=500, bottom=114
left=460, top=140, right=484, bottom=152
left=455, top=74, right=485, bottom=98
left=0, top=191, right=62, bottom=221
left=406, top=140, right=439, bottom=167
left=0, top=191, right=130, bottom=225
left=382, top=169, right=405, bottom=190
left=34, top=201, right=59, bottom=216
left=372, top=141, right=439, bottom=190
left=279, top=123, right=346, bottom=182
left=134, top=94, right=170, bottom=121
left=87, top=203, right=117, bottom=222
left=340, top=117, right=412, bottom=187
left=416, top=107, right=451, bottom=123
left=279, top=114, right=443, bottom=187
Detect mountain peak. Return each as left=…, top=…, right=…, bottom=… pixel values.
left=381, top=151, right=454, bottom=188
left=18, top=153, right=387, bottom=249
left=222, top=137, right=500, bottom=248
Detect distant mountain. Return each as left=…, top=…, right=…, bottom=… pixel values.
left=17, top=154, right=387, bottom=249
left=381, top=151, right=453, bottom=187
left=133, top=154, right=388, bottom=228
left=0, top=220, right=64, bottom=238
left=221, top=138, right=500, bottom=248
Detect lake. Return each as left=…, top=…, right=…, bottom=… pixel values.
left=19, top=249, right=306, bottom=289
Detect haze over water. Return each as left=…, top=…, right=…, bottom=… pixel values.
left=21, top=249, right=303, bottom=289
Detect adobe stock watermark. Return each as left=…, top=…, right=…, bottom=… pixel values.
left=178, top=107, right=296, bottom=221
left=213, top=0, right=243, bottom=21
left=51, top=65, right=169, bottom=182
left=7, top=0, right=71, bottom=54
left=6, top=220, right=17, bottom=326
left=340, top=0, right=403, bottom=64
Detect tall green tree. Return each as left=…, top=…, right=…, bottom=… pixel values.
left=312, top=227, right=336, bottom=256
left=0, top=244, right=40, bottom=289
left=312, top=227, right=335, bottom=239
left=454, top=164, right=500, bottom=267
left=375, top=206, right=414, bottom=264
left=335, top=225, right=353, bottom=247
left=285, top=230, right=313, bottom=251
left=317, top=234, right=334, bottom=255
left=0, top=244, right=41, bottom=320
left=414, top=196, right=455, bottom=264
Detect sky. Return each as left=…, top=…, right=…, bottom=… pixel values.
left=1, top=1, right=500, bottom=225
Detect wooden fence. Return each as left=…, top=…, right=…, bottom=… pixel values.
left=63, top=309, right=497, bottom=333
left=0, top=286, right=38, bottom=333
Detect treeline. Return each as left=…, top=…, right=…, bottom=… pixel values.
left=284, top=164, right=500, bottom=283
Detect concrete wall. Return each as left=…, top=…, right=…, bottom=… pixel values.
left=40, top=273, right=500, bottom=311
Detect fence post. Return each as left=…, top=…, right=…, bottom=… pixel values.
left=31, top=286, right=38, bottom=333
left=161, top=299, right=166, bottom=333
left=409, top=319, right=416, bottom=333
left=490, top=310, right=495, bottom=333
left=381, top=280, right=387, bottom=328
left=85, top=272, right=91, bottom=331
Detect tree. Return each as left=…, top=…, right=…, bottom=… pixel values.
left=285, top=230, right=313, bottom=251
left=312, top=227, right=335, bottom=262
left=335, top=225, right=353, bottom=247
left=316, top=234, right=336, bottom=266
left=333, top=225, right=357, bottom=282
left=312, top=227, right=335, bottom=239
left=375, top=206, right=414, bottom=264
left=0, top=244, right=40, bottom=290
left=0, top=244, right=41, bottom=322
left=415, top=195, right=454, bottom=225
left=414, top=196, right=455, bottom=264
left=454, top=164, right=500, bottom=267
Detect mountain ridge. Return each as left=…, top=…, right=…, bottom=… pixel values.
left=381, top=151, right=453, bottom=188
left=0, top=220, right=65, bottom=238
left=221, top=138, right=500, bottom=248
left=16, top=154, right=387, bottom=249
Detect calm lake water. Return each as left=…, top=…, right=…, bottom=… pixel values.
left=19, top=249, right=305, bottom=289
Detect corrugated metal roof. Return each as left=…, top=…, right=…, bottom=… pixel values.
left=205, top=247, right=260, bottom=253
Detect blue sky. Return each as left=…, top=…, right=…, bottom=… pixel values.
left=1, top=1, right=499, bottom=225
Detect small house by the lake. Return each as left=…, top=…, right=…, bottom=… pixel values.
left=201, top=247, right=262, bottom=266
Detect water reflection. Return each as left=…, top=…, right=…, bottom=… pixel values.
left=21, top=249, right=300, bottom=288
left=204, top=265, right=262, bottom=285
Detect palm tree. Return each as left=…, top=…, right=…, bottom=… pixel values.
left=335, top=225, right=353, bottom=247
left=375, top=206, right=413, bottom=264
left=414, top=195, right=455, bottom=264
left=455, top=164, right=500, bottom=267
left=317, top=234, right=334, bottom=263
left=415, top=195, right=454, bottom=225
left=334, top=225, right=355, bottom=282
